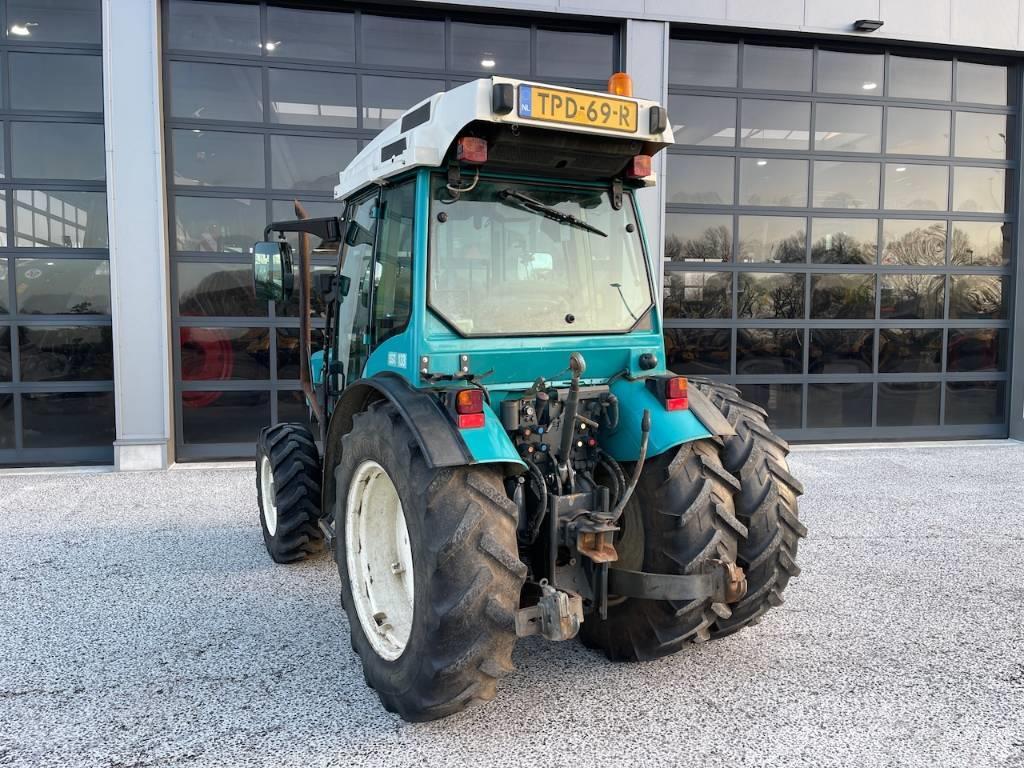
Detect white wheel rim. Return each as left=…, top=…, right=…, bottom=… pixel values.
left=259, top=455, right=278, bottom=536
left=345, top=460, right=415, bottom=661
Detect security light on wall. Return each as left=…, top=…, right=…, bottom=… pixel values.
left=853, top=19, right=884, bottom=32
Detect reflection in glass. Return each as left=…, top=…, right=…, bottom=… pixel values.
left=669, top=95, right=736, bottom=146
left=10, top=53, right=102, bottom=112
left=879, top=274, right=944, bottom=319
left=13, top=191, right=106, bottom=249
left=22, top=392, right=115, bottom=449
left=536, top=29, right=614, bottom=79
left=0, top=394, right=10, bottom=449
left=737, top=329, right=803, bottom=375
left=172, top=130, right=265, bottom=188
left=168, top=0, right=259, bottom=53
left=362, top=76, right=444, bottom=130
left=737, top=216, right=805, bottom=263
left=953, top=167, right=1006, bottom=213
left=945, top=381, right=1005, bottom=425
left=170, top=61, right=262, bottom=122
left=12, top=123, right=105, bottom=181
left=271, top=135, right=358, bottom=192
left=739, top=158, right=807, bottom=207
left=957, top=62, right=1008, bottom=105
left=177, top=262, right=266, bottom=317
left=814, top=103, right=881, bottom=152
left=279, top=390, right=316, bottom=432
left=885, top=108, right=950, bottom=155
left=664, top=214, right=731, bottom=263
left=0, top=328, right=9, bottom=381
left=180, top=327, right=270, bottom=381
left=952, top=221, right=1009, bottom=266
left=280, top=266, right=335, bottom=317
left=878, top=328, right=941, bottom=373
left=817, top=51, right=884, bottom=95
left=877, top=382, right=940, bottom=426
left=811, top=274, right=875, bottom=319
left=737, top=272, right=804, bottom=319
left=18, top=325, right=113, bottom=381
left=277, top=328, right=326, bottom=378
left=269, top=69, right=357, bottom=128
left=8, top=0, right=101, bottom=44
left=884, top=164, right=948, bottom=211
left=452, top=23, right=530, bottom=75
left=950, top=275, right=1006, bottom=320
left=740, top=383, right=802, bottom=429
left=813, top=161, right=879, bottom=209
left=181, top=390, right=270, bottom=444
left=361, top=15, right=444, bottom=69
left=16, top=259, right=110, bottom=315
left=669, top=40, right=737, bottom=87
left=0, top=259, right=6, bottom=313
left=175, top=197, right=264, bottom=253
left=955, top=112, right=1008, bottom=159
left=890, top=56, right=952, bottom=101
left=266, top=7, right=355, bottom=62
left=947, top=328, right=1007, bottom=372
left=665, top=155, right=734, bottom=204
left=664, top=328, right=730, bottom=375
left=881, top=220, right=946, bottom=265
left=740, top=100, right=810, bottom=150
left=742, top=45, right=811, bottom=91
left=663, top=272, right=731, bottom=319
left=807, top=383, right=872, bottom=428
left=811, top=218, right=876, bottom=264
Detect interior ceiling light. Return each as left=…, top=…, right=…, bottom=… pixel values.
left=862, top=81, right=878, bottom=90
left=481, top=58, right=496, bottom=69
left=895, top=166, right=907, bottom=172
left=756, top=159, right=768, bottom=166
left=260, top=40, right=280, bottom=51
left=9, top=22, right=37, bottom=36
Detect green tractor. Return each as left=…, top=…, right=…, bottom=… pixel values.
left=251, top=74, right=806, bottom=722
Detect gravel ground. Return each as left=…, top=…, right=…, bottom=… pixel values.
left=2, top=443, right=1023, bottom=768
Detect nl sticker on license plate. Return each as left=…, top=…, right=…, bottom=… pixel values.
left=517, top=85, right=638, bottom=133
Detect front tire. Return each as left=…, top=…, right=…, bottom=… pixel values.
left=257, top=423, right=325, bottom=564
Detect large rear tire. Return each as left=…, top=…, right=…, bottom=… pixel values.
left=691, top=379, right=807, bottom=637
left=334, top=401, right=526, bottom=722
left=578, top=439, right=746, bottom=661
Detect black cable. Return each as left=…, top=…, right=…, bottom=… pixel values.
left=523, top=459, right=549, bottom=545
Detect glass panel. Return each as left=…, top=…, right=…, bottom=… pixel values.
left=10, top=53, right=102, bottom=112
left=737, top=216, right=805, bottom=263
left=952, top=221, right=1009, bottom=266
left=15, top=259, right=110, bottom=315
left=740, top=383, right=802, bottom=429
left=741, top=45, right=811, bottom=91
left=362, top=76, right=444, bottom=131
left=665, top=213, right=732, bottom=263
left=0, top=394, right=10, bottom=449
left=736, top=328, right=803, bottom=375
left=0, top=328, right=9, bottom=381
left=949, top=275, right=1006, bottom=319
left=878, top=328, right=942, bottom=373
left=22, top=392, right=115, bottom=449
left=737, top=272, right=804, bottom=319
left=945, top=381, right=1005, bottom=425
left=180, top=327, right=270, bottom=381
left=739, top=158, right=807, bottom=207
left=266, top=7, right=355, bottom=62
left=890, top=56, right=952, bottom=101
left=877, top=382, right=940, bottom=426
left=172, top=130, right=265, bottom=188
left=947, top=328, right=1007, bottom=372
left=879, top=274, right=945, bottom=319
left=807, top=383, right=872, bottom=428
left=810, top=274, right=875, bottom=319
left=181, top=390, right=270, bottom=444
left=884, top=164, right=948, bottom=211
left=0, top=259, right=6, bottom=313
left=813, top=161, right=879, bottom=209
left=277, top=328, right=326, bottom=378
left=885, top=108, right=950, bottom=155
left=361, top=15, right=445, bottom=69
left=536, top=29, right=614, bottom=80
left=14, top=190, right=107, bottom=248
left=280, top=266, right=334, bottom=318
left=810, top=218, right=877, bottom=264
left=18, top=325, right=113, bottom=381
left=269, top=69, right=357, bottom=128
left=666, top=155, right=734, bottom=204
left=8, top=0, right=101, bottom=44
left=278, top=390, right=316, bottom=432
left=12, top=123, right=104, bottom=181
left=955, top=113, right=1009, bottom=159
left=271, top=135, right=358, bottom=192
left=814, top=103, right=881, bottom=153
left=953, top=167, right=1006, bottom=213
left=817, top=51, right=883, bottom=95
left=669, top=95, right=736, bottom=146
left=957, top=62, right=1009, bottom=106
left=669, top=40, right=737, bottom=87
left=175, top=197, right=264, bottom=253
left=167, top=0, right=259, bottom=54
left=177, top=261, right=266, bottom=317
left=810, top=330, right=873, bottom=374
left=170, top=61, right=262, bottom=122
left=663, top=271, right=731, bottom=319
left=451, top=22, right=530, bottom=76
left=740, top=99, right=810, bottom=150
left=881, top=220, right=946, bottom=265
left=664, top=328, right=730, bottom=375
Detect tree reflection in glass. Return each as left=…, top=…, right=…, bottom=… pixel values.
left=811, top=274, right=875, bottom=319
left=880, top=274, right=944, bottom=319
left=663, top=272, right=732, bottom=318
left=737, top=272, right=804, bottom=318
left=950, top=275, right=1006, bottom=319
left=665, top=225, right=731, bottom=263
left=951, top=221, right=1010, bottom=266
left=881, top=220, right=946, bottom=265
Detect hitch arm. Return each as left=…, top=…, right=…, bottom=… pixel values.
left=607, top=559, right=747, bottom=604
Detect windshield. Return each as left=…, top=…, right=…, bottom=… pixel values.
left=429, top=177, right=653, bottom=336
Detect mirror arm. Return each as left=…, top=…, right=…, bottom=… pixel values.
left=263, top=216, right=344, bottom=244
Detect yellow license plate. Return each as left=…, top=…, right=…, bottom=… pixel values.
left=518, top=85, right=638, bottom=133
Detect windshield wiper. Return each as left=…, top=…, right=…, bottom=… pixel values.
left=498, top=189, right=607, bottom=238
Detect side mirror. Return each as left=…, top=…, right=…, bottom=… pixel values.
left=252, top=241, right=294, bottom=302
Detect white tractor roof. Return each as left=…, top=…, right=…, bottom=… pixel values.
left=334, top=76, right=674, bottom=201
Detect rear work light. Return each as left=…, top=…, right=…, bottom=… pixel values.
left=626, top=155, right=652, bottom=179
left=454, top=388, right=485, bottom=429
left=457, top=136, right=488, bottom=165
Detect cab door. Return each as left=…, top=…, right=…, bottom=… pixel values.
left=336, top=192, right=378, bottom=386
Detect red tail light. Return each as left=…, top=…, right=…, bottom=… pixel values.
left=626, top=155, right=651, bottom=179
left=665, top=376, right=688, bottom=411
left=454, top=388, right=485, bottom=429
left=457, top=137, right=488, bottom=164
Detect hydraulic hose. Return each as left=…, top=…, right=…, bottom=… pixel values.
left=524, top=459, right=549, bottom=544
left=609, top=409, right=650, bottom=524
